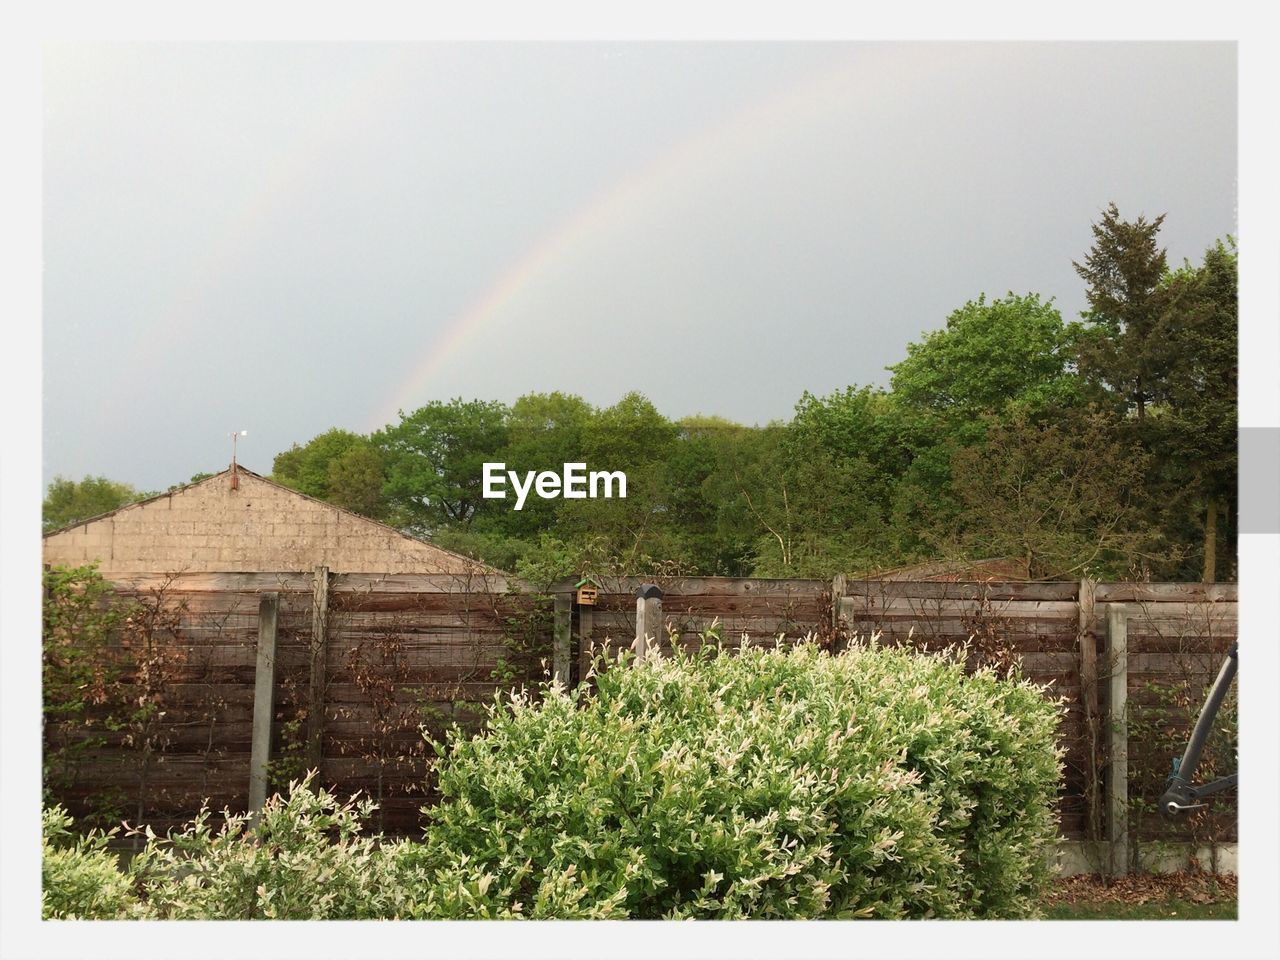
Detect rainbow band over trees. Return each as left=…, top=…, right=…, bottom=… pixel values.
left=365, top=47, right=933, bottom=431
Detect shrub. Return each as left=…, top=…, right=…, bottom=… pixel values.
left=128, top=774, right=406, bottom=919
left=42, top=564, right=126, bottom=819
left=42, top=805, right=138, bottom=919
left=40, top=643, right=1065, bottom=920
left=419, top=641, right=1064, bottom=919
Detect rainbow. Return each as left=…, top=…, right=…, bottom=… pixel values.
left=95, top=45, right=952, bottom=433
left=365, top=45, right=929, bottom=432
left=100, top=47, right=417, bottom=418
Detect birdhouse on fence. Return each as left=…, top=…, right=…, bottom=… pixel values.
left=575, top=576, right=601, bottom=606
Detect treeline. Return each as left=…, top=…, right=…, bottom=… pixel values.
left=45, top=206, right=1237, bottom=583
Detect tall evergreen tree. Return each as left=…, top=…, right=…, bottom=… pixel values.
left=1070, top=203, right=1170, bottom=421
left=1149, top=239, right=1238, bottom=581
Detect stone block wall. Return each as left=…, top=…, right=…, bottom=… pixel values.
left=42, top=469, right=484, bottom=576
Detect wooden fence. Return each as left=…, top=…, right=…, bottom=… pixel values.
left=48, top=571, right=1237, bottom=865
left=833, top=578, right=1237, bottom=873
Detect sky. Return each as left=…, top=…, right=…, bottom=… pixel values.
left=42, top=41, right=1237, bottom=492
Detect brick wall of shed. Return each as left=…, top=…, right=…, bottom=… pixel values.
left=43, top=471, right=479, bottom=576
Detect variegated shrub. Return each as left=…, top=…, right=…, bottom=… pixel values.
left=418, top=641, right=1064, bottom=918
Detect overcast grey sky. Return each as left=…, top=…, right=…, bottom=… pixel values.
left=42, top=42, right=1236, bottom=491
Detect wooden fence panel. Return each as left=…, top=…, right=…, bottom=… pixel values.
left=46, top=572, right=1237, bottom=846
left=1118, top=601, right=1238, bottom=848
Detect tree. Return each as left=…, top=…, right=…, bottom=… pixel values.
left=791, top=386, right=912, bottom=486
left=43, top=565, right=126, bottom=814
left=43, top=476, right=150, bottom=532
left=557, top=393, right=680, bottom=569
left=486, top=392, right=594, bottom=542
left=326, top=444, right=389, bottom=520
left=1070, top=203, right=1170, bottom=421
left=1147, top=238, right=1238, bottom=581
left=940, top=411, right=1170, bottom=580
left=1072, top=208, right=1237, bottom=581
left=889, top=292, right=1083, bottom=422
left=661, top=416, right=752, bottom=575
left=272, top=429, right=370, bottom=499
left=272, top=428, right=388, bottom=519
left=707, top=422, right=889, bottom=578
left=374, top=399, right=511, bottom=535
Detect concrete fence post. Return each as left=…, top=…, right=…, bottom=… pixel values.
left=831, top=573, right=847, bottom=649
left=552, top=593, right=572, bottom=685
left=249, top=592, right=280, bottom=821
left=634, top=584, right=663, bottom=662
left=307, top=566, right=330, bottom=771
left=578, top=605, right=595, bottom=676
left=1106, top=603, right=1131, bottom=875
left=1078, top=578, right=1103, bottom=847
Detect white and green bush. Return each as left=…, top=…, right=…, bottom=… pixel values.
left=42, top=641, right=1064, bottom=919
left=128, top=776, right=407, bottom=919
left=42, top=805, right=139, bottom=919
left=419, top=641, right=1064, bottom=919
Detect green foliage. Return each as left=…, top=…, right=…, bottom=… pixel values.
left=266, top=714, right=311, bottom=793
left=129, top=775, right=408, bottom=919
left=1069, top=208, right=1237, bottom=580
left=326, top=443, right=388, bottom=518
left=272, top=428, right=387, bottom=518
left=942, top=410, right=1171, bottom=579
left=420, top=642, right=1064, bottom=919
left=42, top=564, right=127, bottom=818
left=42, top=646, right=1063, bottom=920
left=1125, top=632, right=1237, bottom=860
left=1145, top=238, right=1238, bottom=580
left=510, top=533, right=592, bottom=589
left=168, top=471, right=216, bottom=491
left=375, top=398, right=511, bottom=533
left=43, top=564, right=192, bottom=828
left=495, top=391, right=594, bottom=541
left=890, top=293, right=1083, bottom=422
left=1069, top=202, right=1170, bottom=419
left=42, top=805, right=139, bottom=919
left=43, top=475, right=150, bottom=532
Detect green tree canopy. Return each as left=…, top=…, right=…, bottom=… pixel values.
left=272, top=429, right=371, bottom=500
left=940, top=411, right=1169, bottom=580
left=43, top=476, right=150, bottom=533
left=889, top=292, right=1083, bottom=421
left=1070, top=203, right=1170, bottom=420
left=374, top=399, right=511, bottom=535
left=326, top=444, right=389, bottom=519
left=1145, top=237, right=1238, bottom=580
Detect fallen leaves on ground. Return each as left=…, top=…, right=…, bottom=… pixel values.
left=1045, top=871, right=1237, bottom=907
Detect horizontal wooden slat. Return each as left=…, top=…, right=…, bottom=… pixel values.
left=842, top=581, right=1080, bottom=601
left=332, top=573, right=516, bottom=594
left=106, top=571, right=314, bottom=592
left=1095, top=583, right=1238, bottom=603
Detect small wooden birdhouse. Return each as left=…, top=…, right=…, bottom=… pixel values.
left=575, top=576, right=601, bottom=606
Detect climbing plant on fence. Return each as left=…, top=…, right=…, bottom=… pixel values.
left=42, top=564, right=129, bottom=829
left=1124, top=600, right=1237, bottom=867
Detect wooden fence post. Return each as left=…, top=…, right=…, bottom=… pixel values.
left=307, top=565, right=330, bottom=771
left=1078, top=578, right=1102, bottom=847
left=552, top=593, right=572, bottom=685
left=249, top=592, right=279, bottom=820
left=634, top=584, right=663, bottom=662
left=1106, top=602, right=1131, bottom=875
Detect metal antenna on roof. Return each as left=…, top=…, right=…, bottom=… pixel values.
left=229, top=430, right=248, bottom=490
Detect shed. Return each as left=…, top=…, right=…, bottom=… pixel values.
left=42, top=465, right=498, bottom=578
